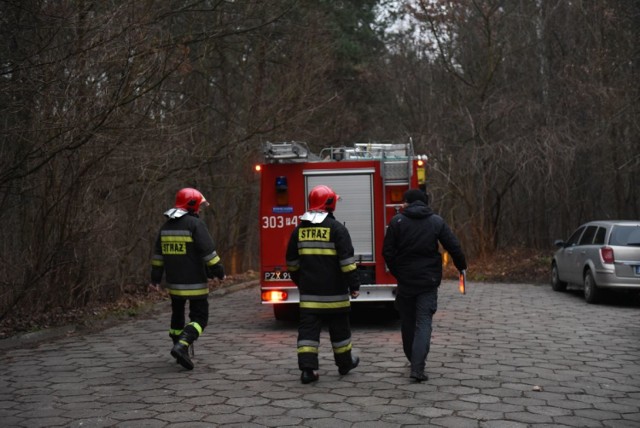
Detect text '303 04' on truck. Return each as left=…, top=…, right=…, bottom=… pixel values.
left=256, top=141, right=428, bottom=320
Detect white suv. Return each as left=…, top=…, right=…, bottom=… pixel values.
left=551, top=220, right=640, bottom=303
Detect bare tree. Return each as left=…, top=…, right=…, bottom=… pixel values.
left=0, top=0, right=391, bottom=324
left=381, top=0, right=639, bottom=256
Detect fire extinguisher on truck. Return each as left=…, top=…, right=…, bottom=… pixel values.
left=255, top=140, right=428, bottom=320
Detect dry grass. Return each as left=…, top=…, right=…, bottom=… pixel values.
left=444, top=247, right=550, bottom=284
left=0, top=272, right=258, bottom=340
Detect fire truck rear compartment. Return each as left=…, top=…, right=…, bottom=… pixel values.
left=258, top=141, right=426, bottom=320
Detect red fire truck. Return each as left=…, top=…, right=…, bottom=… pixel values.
left=256, top=141, right=427, bottom=320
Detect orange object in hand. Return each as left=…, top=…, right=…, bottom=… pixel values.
left=459, top=270, right=466, bottom=295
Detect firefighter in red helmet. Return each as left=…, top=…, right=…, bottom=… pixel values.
left=150, top=187, right=225, bottom=370
left=286, top=185, right=361, bottom=384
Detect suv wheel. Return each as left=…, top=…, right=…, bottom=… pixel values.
left=551, top=262, right=567, bottom=291
left=583, top=270, right=600, bottom=304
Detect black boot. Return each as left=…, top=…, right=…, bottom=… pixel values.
left=170, top=333, right=180, bottom=344
left=171, top=339, right=194, bottom=370
left=170, top=333, right=181, bottom=364
left=338, top=355, right=360, bottom=375
left=410, top=371, right=428, bottom=382
left=171, top=324, right=200, bottom=370
left=300, top=369, right=319, bottom=384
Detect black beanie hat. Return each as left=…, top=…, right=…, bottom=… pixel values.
left=403, top=189, right=428, bottom=204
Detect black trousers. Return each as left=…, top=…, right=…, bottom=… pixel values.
left=297, top=311, right=353, bottom=371
left=170, top=296, right=208, bottom=343
left=395, top=290, right=438, bottom=375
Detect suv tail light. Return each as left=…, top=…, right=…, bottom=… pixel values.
left=600, top=246, right=614, bottom=264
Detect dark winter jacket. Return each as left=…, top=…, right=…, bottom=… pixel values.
left=286, top=212, right=360, bottom=313
left=382, top=201, right=466, bottom=297
left=151, top=213, right=224, bottom=299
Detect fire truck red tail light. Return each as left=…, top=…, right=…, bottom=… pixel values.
left=262, top=290, right=288, bottom=302
left=600, top=246, right=614, bottom=264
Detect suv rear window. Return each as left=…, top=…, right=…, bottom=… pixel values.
left=609, top=226, right=640, bottom=246
left=566, top=226, right=585, bottom=246
left=579, top=226, right=598, bottom=245
left=594, top=227, right=606, bottom=245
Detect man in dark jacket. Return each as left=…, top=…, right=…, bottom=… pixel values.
left=382, top=189, right=466, bottom=382
left=150, top=188, right=225, bottom=370
left=286, top=185, right=361, bottom=384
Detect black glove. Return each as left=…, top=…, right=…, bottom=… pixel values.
left=346, top=271, right=360, bottom=292
left=208, top=263, right=225, bottom=280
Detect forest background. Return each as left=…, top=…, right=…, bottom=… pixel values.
left=1, top=0, right=638, bottom=335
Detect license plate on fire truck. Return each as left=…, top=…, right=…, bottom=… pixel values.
left=264, top=271, right=291, bottom=281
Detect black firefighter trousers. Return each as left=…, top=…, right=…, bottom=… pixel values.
left=297, top=311, right=353, bottom=372
left=170, top=296, right=208, bottom=344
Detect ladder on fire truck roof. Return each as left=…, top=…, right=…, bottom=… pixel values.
left=263, top=139, right=415, bottom=185
left=319, top=141, right=415, bottom=181
left=262, top=140, right=414, bottom=167
left=262, top=141, right=321, bottom=163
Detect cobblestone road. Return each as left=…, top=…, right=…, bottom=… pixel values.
left=2, top=281, right=639, bottom=427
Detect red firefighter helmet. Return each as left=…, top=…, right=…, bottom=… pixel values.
left=308, top=185, right=339, bottom=212
left=175, top=188, right=209, bottom=214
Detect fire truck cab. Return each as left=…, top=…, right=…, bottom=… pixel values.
left=257, top=141, right=428, bottom=320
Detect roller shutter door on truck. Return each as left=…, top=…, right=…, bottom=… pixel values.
left=305, top=170, right=374, bottom=262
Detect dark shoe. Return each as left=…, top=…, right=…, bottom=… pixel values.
left=171, top=342, right=194, bottom=370
left=338, top=356, right=360, bottom=375
left=300, top=369, right=319, bottom=384
left=410, top=371, right=428, bottom=382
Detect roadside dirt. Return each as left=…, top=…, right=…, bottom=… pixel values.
left=0, top=248, right=551, bottom=340
left=446, top=247, right=550, bottom=284
left=0, top=273, right=259, bottom=341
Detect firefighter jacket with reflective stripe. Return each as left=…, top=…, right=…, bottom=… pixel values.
left=150, top=213, right=223, bottom=299
left=286, top=213, right=360, bottom=313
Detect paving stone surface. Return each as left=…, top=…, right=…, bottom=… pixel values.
left=1, top=281, right=639, bottom=427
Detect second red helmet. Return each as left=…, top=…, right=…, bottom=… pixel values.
left=308, top=185, right=339, bottom=212
left=175, top=188, right=209, bottom=214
